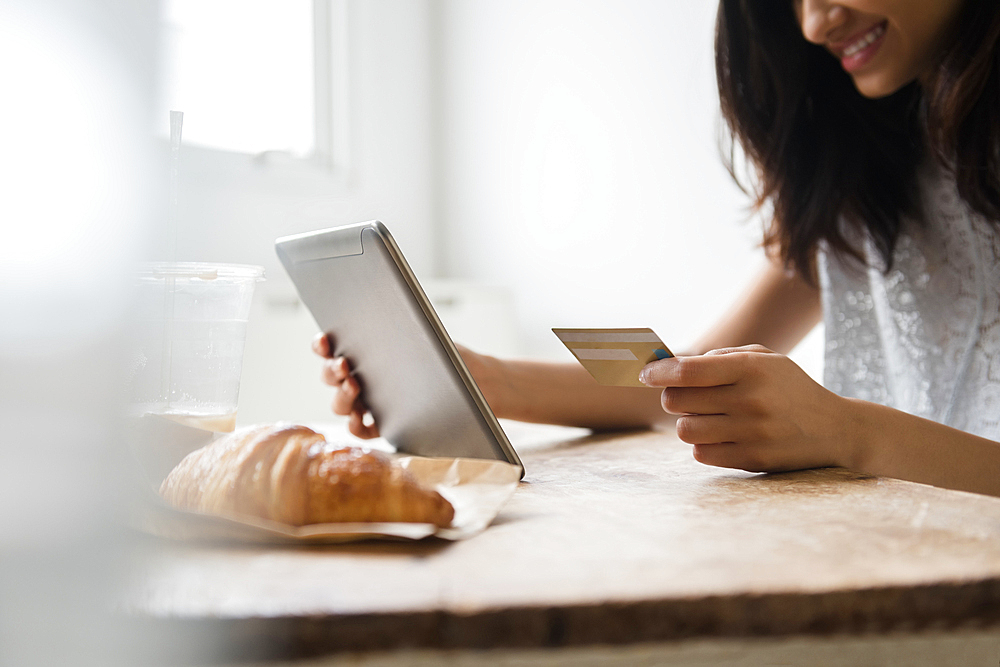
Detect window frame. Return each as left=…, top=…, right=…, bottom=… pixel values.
left=163, top=0, right=351, bottom=180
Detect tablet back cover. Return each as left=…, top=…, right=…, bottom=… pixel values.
left=276, top=222, right=520, bottom=468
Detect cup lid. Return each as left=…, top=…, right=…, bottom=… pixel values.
left=138, top=262, right=265, bottom=281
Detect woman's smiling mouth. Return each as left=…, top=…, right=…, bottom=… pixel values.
left=833, top=20, right=888, bottom=72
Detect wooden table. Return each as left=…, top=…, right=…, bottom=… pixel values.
left=130, top=424, right=1000, bottom=662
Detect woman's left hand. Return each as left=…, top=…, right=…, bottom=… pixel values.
left=640, top=345, right=853, bottom=473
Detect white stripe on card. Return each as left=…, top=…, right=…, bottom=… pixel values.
left=557, top=333, right=661, bottom=343
left=572, top=348, right=638, bottom=361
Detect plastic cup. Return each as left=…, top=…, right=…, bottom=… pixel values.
left=129, top=262, right=264, bottom=432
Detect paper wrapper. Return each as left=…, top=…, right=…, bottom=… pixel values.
left=135, top=455, right=522, bottom=544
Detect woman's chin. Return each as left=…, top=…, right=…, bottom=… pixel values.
left=850, top=70, right=913, bottom=99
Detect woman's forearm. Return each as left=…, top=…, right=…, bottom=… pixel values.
left=470, top=353, right=670, bottom=430
left=843, top=398, right=1000, bottom=496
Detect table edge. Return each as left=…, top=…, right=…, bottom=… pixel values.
left=130, top=577, right=1000, bottom=661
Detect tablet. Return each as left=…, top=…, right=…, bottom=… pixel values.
left=275, top=221, right=523, bottom=475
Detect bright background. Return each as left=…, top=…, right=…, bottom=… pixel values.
left=0, top=4, right=824, bottom=662
left=161, top=0, right=824, bottom=425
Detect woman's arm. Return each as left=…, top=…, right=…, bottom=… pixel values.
left=315, top=259, right=823, bottom=434
left=314, top=331, right=669, bottom=431
left=639, top=343, right=1000, bottom=497
left=466, top=259, right=822, bottom=429
left=844, top=399, right=1000, bottom=497
left=459, top=351, right=667, bottom=429
left=689, top=259, right=822, bottom=356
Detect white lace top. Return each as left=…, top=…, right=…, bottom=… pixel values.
left=818, top=165, right=1000, bottom=441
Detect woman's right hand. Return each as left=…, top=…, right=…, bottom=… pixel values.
left=311, top=333, right=505, bottom=438
left=312, top=332, right=380, bottom=439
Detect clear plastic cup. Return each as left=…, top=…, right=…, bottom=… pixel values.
left=129, top=262, right=264, bottom=432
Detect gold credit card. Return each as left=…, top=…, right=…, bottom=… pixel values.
left=552, top=327, right=673, bottom=387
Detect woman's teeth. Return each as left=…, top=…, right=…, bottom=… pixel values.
left=843, top=22, right=886, bottom=57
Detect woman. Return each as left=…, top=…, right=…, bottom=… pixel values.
left=316, top=0, right=1000, bottom=495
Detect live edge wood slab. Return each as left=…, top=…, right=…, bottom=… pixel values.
left=130, top=425, right=1000, bottom=661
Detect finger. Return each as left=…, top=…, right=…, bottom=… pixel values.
left=660, top=385, right=739, bottom=416
left=331, top=375, right=361, bottom=415
left=691, top=442, right=772, bottom=473
left=640, top=354, right=744, bottom=388
left=321, top=357, right=352, bottom=386
left=312, top=332, right=334, bottom=358
left=349, top=409, right=380, bottom=439
left=348, top=410, right=365, bottom=437
left=703, top=344, right=773, bottom=356
left=675, top=414, right=735, bottom=445
left=691, top=442, right=747, bottom=469
left=359, top=411, right=380, bottom=439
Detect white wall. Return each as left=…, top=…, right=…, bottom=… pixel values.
left=437, top=0, right=767, bottom=359
left=175, top=0, right=822, bottom=426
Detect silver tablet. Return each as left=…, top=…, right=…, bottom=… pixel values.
left=275, top=221, right=523, bottom=475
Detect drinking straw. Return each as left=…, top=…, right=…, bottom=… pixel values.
left=160, top=111, right=184, bottom=410
left=169, top=110, right=183, bottom=262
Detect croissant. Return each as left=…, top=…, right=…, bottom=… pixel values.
left=159, top=424, right=454, bottom=528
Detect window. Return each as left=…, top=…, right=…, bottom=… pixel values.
left=159, top=0, right=348, bottom=169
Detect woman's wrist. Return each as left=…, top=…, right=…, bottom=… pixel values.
left=461, top=348, right=512, bottom=418
left=466, top=350, right=665, bottom=428
left=835, top=396, right=877, bottom=473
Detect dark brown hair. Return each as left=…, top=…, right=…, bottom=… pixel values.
left=716, top=0, right=1000, bottom=280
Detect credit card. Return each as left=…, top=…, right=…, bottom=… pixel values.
left=552, top=327, right=673, bottom=387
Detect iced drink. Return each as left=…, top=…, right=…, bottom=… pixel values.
left=129, top=262, right=263, bottom=432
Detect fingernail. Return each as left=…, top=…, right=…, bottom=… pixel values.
left=639, top=368, right=649, bottom=385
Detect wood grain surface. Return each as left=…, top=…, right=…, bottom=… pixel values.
left=129, top=425, right=1000, bottom=661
